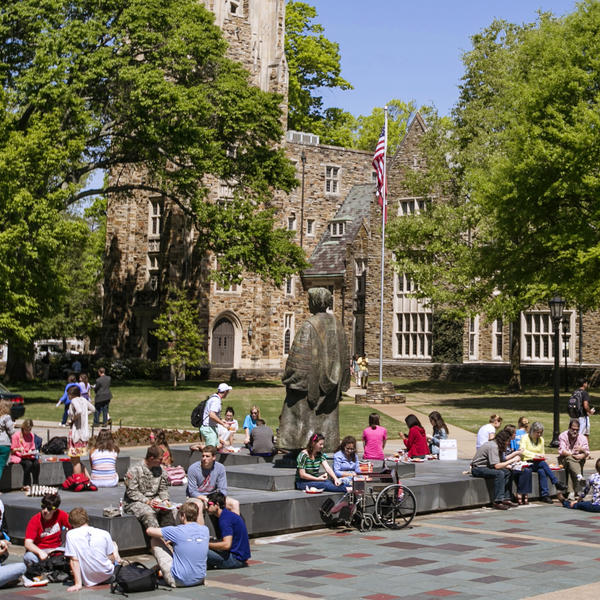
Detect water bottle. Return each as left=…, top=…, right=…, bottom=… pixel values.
left=119, top=499, right=123, bottom=516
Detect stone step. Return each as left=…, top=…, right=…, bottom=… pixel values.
left=0, top=456, right=131, bottom=492
left=170, top=447, right=276, bottom=471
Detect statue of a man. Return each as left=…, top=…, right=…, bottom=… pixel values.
left=278, top=287, right=350, bottom=452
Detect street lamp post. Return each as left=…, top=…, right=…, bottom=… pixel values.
left=549, top=295, right=565, bottom=447
left=562, top=319, right=570, bottom=393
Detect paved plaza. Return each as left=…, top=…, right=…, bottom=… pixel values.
left=4, top=502, right=600, bottom=599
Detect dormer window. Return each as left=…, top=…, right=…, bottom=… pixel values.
left=330, top=222, right=345, bottom=237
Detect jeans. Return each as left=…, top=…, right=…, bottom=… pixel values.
left=206, top=549, right=247, bottom=570
left=94, top=403, right=109, bottom=425
left=566, top=500, right=600, bottom=512
left=61, top=404, right=69, bottom=425
left=531, top=460, right=558, bottom=497
left=512, top=467, right=532, bottom=495
left=471, top=466, right=511, bottom=502
left=0, top=562, right=26, bottom=588
left=295, top=479, right=347, bottom=493
left=24, top=548, right=61, bottom=565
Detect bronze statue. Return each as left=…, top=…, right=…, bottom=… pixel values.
left=278, top=287, right=350, bottom=452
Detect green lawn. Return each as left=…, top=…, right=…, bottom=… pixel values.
left=390, top=378, right=600, bottom=452
left=12, top=378, right=598, bottom=451
left=12, top=380, right=401, bottom=442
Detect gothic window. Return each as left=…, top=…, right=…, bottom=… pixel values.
left=148, top=255, right=159, bottom=271
left=329, top=222, right=345, bottom=237
left=469, top=315, right=479, bottom=360
left=398, top=197, right=429, bottom=216
left=287, top=214, right=297, bottom=231
left=283, top=313, right=294, bottom=355
left=306, top=219, right=315, bottom=236
left=492, top=318, right=503, bottom=360
left=285, top=277, right=294, bottom=296
left=325, top=165, right=340, bottom=194
left=393, top=273, right=432, bottom=359
left=149, top=198, right=162, bottom=237
left=229, top=1, right=241, bottom=15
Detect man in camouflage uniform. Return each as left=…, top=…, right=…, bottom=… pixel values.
left=123, top=445, right=175, bottom=529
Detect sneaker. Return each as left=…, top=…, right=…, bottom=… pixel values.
left=555, top=482, right=567, bottom=491
left=492, top=502, right=510, bottom=510
left=22, top=575, right=49, bottom=587
left=567, top=492, right=575, bottom=501
left=540, top=496, right=554, bottom=504
left=577, top=474, right=585, bottom=481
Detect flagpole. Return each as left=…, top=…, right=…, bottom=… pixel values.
left=378, top=106, right=388, bottom=383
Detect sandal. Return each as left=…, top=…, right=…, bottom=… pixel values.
left=522, top=495, right=529, bottom=505
left=516, top=494, right=523, bottom=505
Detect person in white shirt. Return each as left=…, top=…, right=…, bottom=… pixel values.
left=64, top=507, right=120, bottom=592
left=476, top=414, right=502, bottom=449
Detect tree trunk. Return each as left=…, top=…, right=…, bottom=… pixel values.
left=5, top=338, right=35, bottom=382
left=508, top=319, right=522, bottom=392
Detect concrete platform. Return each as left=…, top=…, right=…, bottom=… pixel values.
left=1, top=457, right=568, bottom=554
left=0, top=456, right=131, bottom=491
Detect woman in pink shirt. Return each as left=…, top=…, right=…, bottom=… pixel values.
left=10, top=418, right=40, bottom=489
left=362, top=413, right=387, bottom=461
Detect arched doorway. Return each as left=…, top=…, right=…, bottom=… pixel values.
left=211, top=318, right=234, bottom=367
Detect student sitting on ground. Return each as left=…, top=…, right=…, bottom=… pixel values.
left=0, top=505, right=26, bottom=589
left=23, top=493, right=70, bottom=564
left=206, top=492, right=250, bottom=570
left=249, top=419, right=275, bottom=456
left=146, top=501, right=209, bottom=588
left=65, top=507, right=121, bottom=592
left=560, top=457, right=600, bottom=513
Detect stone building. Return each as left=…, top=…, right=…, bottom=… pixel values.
left=102, top=0, right=600, bottom=381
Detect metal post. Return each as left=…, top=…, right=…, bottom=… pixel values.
left=378, top=107, right=388, bottom=383
left=550, top=316, right=561, bottom=447
left=300, top=151, right=306, bottom=250
left=563, top=319, right=569, bottom=393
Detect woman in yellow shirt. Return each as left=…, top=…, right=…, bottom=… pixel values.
left=519, top=421, right=567, bottom=503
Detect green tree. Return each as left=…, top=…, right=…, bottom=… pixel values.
left=285, top=1, right=353, bottom=139
left=389, top=2, right=600, bottom=390
left=354, top=99, right=416, bottom=152
left=1, top=0, right=307, bottom=378
left=152, top=288, right=206, bottom=389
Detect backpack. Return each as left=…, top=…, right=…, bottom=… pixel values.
left=567, top=389, right=584, bottom=418
left=25, top=551, right=70, bottom=583
left=41, top=436, right=68, bottom=455
left=190, top=396, right=211, bottom=428
left=62, top=472, right=98, bottom=492
left=111, top=561, right=158, bottom=596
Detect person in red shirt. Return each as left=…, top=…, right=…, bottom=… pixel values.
left=23, top=493, right=70, bottom=565
left=399, top=414, right=429, bottom=458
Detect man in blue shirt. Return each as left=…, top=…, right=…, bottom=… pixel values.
left=146, top=502, right=209, bottom=587
left=206, top=492, right=250, bottom=569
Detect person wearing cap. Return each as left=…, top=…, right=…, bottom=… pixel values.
left=199, top=383, right=232, bottom=447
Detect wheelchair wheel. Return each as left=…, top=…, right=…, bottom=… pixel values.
left=374, top=484, right=416, bottom=529
left=358, top=513, right=374, bottom=532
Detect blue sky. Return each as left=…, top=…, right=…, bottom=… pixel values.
left=309, top=0, right=578, bottom=117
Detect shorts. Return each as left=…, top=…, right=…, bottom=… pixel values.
left=578, top=415, right=590, bottom=436
left=68, top=436, right=89, bottom=458
left=199, top=426, right=219, bottom=447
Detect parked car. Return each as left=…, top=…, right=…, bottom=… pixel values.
left=0, top=383, right=25, bottom=420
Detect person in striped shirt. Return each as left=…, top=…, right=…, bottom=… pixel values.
left=89, top=429, right=119, bottom=488
left=295, top=433, right=346, bottom=492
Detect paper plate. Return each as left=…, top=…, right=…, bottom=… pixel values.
left=305, top=488, right=324, bottom=494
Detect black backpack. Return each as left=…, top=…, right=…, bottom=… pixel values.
left=41, top=436, right=68, bottom=455
left=111, top=561, right=158, bottom=596
left=567, top=389, right=584, bottom=418
left=190, top=396, right=210, bottom=428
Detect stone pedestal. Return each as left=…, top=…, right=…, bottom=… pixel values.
left=354, top=381, right=406, bottom=404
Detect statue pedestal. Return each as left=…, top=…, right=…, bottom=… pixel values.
left=354, top=381, right=406, bottom=404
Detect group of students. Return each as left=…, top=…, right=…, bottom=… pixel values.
left=471, top=412, right=600, bottom=511
left=351, top=354, right=369, bottom=389
left=294, top=410, right=451, bottom=493
left=57, top=368, right=112, bottom=428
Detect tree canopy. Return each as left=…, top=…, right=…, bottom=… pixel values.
left=390, top=1, right=600, bottom=320
left=1, top=0, right=307, bottom=370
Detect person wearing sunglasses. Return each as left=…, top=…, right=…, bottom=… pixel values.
left=243, top=406, right=260, bottom=447
left=23, top=493, right=70, bottom=565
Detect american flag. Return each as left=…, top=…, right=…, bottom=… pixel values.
left=372, top=125, right=387, bottom=222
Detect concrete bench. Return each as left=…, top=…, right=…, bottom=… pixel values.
left=0, top=456, right=130, bottom=491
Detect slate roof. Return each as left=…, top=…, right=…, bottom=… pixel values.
left=302, top=183, right=373, bottom=278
